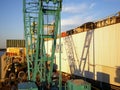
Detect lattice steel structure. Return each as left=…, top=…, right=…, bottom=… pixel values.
left=23, top=0, right=62, bottom=88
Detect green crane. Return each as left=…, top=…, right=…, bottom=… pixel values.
left=21, top=0, right=62, bottom=89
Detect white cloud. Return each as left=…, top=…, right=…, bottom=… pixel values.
left=62, top=16, right=82, bottom=26
left=62, top=3, right=88, bottom=14
left=89, top=3, right=96, bottom=9
left=62, top=2, right=96, bottom=14
left=61, top=15, right=94, bottom=31
left=61, top=2, right=96, bottom=31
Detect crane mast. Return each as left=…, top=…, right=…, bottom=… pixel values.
left=23, top=0, right=62, bottom=89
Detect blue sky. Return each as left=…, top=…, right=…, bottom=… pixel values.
left=0, top=0, right=120, bottom=48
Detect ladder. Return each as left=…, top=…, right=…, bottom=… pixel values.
left=64, top=36, right=76, bottom=74
left=79, top=30, right=93, bottom=76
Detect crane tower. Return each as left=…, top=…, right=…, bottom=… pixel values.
left=22, top=0, right=62, bottom=89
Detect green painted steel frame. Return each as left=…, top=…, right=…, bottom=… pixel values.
left=23, top=0, right=62, bottom=89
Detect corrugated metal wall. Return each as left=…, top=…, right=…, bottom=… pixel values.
left=6, top=40, right=25, bottom=48
left=45, top=23, right=120, bottom=86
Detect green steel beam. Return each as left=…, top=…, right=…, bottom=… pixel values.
left=23, top=0, right=62, bottom=89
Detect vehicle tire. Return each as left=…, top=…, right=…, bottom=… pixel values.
left=9, top=73, right=16, bottom=80
left=18, top=71, right=26, bottom=82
